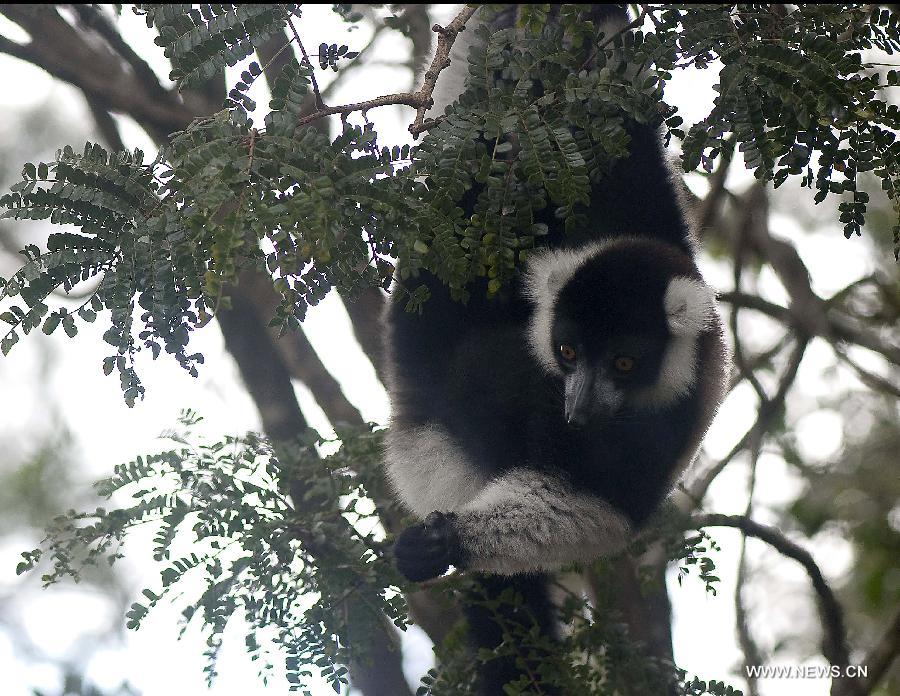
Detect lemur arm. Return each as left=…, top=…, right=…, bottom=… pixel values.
left=393, top=468, right=632, bottom=580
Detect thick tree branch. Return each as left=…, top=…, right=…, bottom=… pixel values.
left=0, top=10, right=413, bottom=693
left=0, top=5, right=196, bottom=140
left=85, top=97, right=126, bottom=152
left=70, top=4, right=169, bottom=99
left=216, top=292, right=309, bottom=442
left=341, top=288, right=387, bottom=383
left=235, top=268, right=365, bottom=427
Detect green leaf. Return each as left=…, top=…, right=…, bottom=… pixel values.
left=42, top=314, right=61, bottom=335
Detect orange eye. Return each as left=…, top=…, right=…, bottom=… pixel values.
left=559, top=344, right=577, bottom=362
left=614, top=356, right=635, bottom=372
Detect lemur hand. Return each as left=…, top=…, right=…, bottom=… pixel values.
left=394, top=511, right=463, bottom=582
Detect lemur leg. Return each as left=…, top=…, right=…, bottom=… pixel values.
left=464, top=573, right=560, bottom=696
left=393, top=468, right=631, bottom=580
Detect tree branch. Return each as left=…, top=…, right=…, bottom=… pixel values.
left=255, top=28, right=389, bottom=383
left=692, top=513, right=854, bottom=692
left=287, top=5, right=480, bottom=136
left=70, top=4, right=169, bottom=99
left=735, top=438, right=764, bottom=696
left=341, top=288, right=387, bottom=383
left=685, top=337, right=808, bottom=506
left=832, top=344, right=900, bottom=398
left=235, top=268, right=365, bottom=427
left=286, top=16, right=325, bottom=109
left=720, top=291, right=900, bottom=367
left=255, top=27, right=299, bottom=86
left=0, top=5, right=196, bottom=140
left=85, top=97, right=126, bottom=152
left=408, top=5, right=479, bottom=136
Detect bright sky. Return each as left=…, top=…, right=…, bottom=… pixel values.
left=0, top=5, right=889, bottom=696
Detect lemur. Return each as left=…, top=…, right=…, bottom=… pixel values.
left=382, top=5, right=728, bottom=693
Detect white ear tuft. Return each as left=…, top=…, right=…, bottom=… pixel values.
left=664, top=277, right=717, bottom=337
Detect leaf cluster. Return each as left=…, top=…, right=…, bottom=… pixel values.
left=4, top=4, right=900, bottom=402
left=417, top=567, right=741, bottom=696
left=644, top=5, right=900, bottom=243
left=16, top=411, right=402, bottom=693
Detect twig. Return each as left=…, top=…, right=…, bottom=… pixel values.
left=286, top=17, right=325, bottom=109
left=735, top=436, right=764, bottom=696
left=692, top=513, right=851, bottom=673
left=408, top=5, right=480, bottom=137
left=719, top=291, right=900, bottom=367
left=731, top=183, right=770, bottom=404
left=319, top=24, right=388, bottom=102
left=580, top=5, right=651, bottom=71
left=718, top=291, right=792, bottom=323
left=287, top=5, right=479, bottom=137
left=293, top=93, right=429, bottom=129
left=832, top=345, right=900, bottom=398
left=685, top=337, right=808, bottom=506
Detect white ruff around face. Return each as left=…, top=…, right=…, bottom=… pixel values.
left=632, top=276, right=718, bottom=407
left=522, top=242, right=720, bottom=408
left=521, top=241, right=617, bottom=376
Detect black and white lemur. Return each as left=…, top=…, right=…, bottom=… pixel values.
left=384, top=4, right=728, bottom=693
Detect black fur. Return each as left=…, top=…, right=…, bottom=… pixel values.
left=463, top=574, right=559, bottom=695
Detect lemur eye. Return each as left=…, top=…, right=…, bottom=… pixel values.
left=614, top=356, right=635, bottom=372
left=559, top=344, right=577, bottom=362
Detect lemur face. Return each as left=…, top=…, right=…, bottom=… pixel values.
left=552, top=317, right=668, bottom=425
left=524, top=239, right=718, bottom=425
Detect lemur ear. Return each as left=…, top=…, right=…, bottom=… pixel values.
left=664, top=277, right=717, bottom=336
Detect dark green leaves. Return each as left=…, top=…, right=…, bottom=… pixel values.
left=4, top=4, right=900, bottom=406
left=16, top=414, right=398, bottom=693
left=135, top=4, right=295, bottom=87
left=666, top=5, right=900, bottom=245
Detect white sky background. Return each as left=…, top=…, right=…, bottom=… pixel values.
left=0, top=5, right=892, bottom=696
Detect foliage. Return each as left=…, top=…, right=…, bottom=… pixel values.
left=671, top=529, right=722, bottom=596
left=16, top=411, right=402, bottom=694
left=2, top=4, right=899, bottom=694
left=3, top=4, right=900, bottom=403
left=17, top=409, right=741, bottom=694
left=410, top=561, right=740, bottom=695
